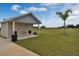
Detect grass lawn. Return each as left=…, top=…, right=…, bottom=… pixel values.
left=15, top=28, right=79, bottom=56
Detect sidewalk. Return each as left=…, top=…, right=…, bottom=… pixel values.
left=0, top=37, right=39, bottom=56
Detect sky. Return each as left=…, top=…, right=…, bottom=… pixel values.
left=0, top=3, right=79, bottom=27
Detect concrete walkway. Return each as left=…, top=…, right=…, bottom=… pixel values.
left=0, top=37, right=39, bottom=56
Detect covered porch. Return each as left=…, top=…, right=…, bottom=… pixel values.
left=10, top=21, right=40, bottom=41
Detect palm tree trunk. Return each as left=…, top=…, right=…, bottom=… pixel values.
left=64, top=20, right=66, bottom=34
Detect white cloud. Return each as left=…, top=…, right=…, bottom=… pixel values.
left=63, top=4, right=79, bottom=25
left=11, top=5, right=21, bottom=11
left=11, top=5, right=29, bottom=14
left=72, top=9, right=79, bottom=15
left=67, top=15, right=79, bottom=25
left=11, top=5, right=48, bottom=15
left=19, top=10, right=29, bottom=14
left=26, top=7, right=47, bottom=12
left=71, top=4, right=79, bottom=15
left=40, top=18, right=63, bottom=28
left=40, top=3, right=58, bottom=6
left=68, top=15, right=79, bottom=22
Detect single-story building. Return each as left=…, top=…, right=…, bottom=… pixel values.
left=0, top=13, right=41, bottom=41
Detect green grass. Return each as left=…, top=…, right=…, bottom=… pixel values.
left=15, top=28, right=79, bottom=56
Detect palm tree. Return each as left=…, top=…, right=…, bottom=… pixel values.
left=56, top=9, right=72, bottom=34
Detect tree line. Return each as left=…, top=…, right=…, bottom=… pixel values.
left=67, top=24, right=79, bottom=28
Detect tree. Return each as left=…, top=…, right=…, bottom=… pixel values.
left=56, top=9, right=72, bottom=34
left=41, top=26, right=46, bottom=28
left=76, top=24, right=79, bottom=28
left=67, top=24, right=75, bottom=28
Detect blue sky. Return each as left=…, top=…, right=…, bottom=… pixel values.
left=0, top=3, right=79, bottom=27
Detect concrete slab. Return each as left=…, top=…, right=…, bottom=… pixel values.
left=0, top=37, right=39, bottom=56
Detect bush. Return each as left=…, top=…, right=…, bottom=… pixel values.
left=76, top=24, right=79, bottom=28
left=41, top=26, right=46, bottom=28
left=33, top=31, right=38, bottom=35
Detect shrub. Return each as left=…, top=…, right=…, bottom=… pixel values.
left=41, top=26, right=46, bottom=28
left=33, top=31, right=38, bottom=35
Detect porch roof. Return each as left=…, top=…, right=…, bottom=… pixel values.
left=0, top=13, right=41, bottom=24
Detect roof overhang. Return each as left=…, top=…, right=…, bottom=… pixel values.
left=0, top=13, right=41, bottom=24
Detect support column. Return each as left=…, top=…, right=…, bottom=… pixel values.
left=12, top=21, right=15, bottom=34
left=37, top=24, right=40, bottom=31
left=11, top=21, right=17, bottom=42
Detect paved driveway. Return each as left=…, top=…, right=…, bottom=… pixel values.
left=0, top=37, right=39, bottom=56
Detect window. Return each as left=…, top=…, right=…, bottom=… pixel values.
left=28, top=30, right=31, bottom=34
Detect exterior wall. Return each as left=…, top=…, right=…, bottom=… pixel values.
left=8, top=22, right=33, bottom=38
left=1, top=23, right=9, bottom=38
left=8, top=22, right=13, bottom=38
left=0, top=28, right=1, bottom=34
left=15, top=23, right=33, bottom=37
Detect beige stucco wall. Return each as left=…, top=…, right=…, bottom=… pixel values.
left=1, top=22, right=33, bottom=39
left=8, top=22, right=33, bottom=38
left=8, top=22, right=13, bottom=38
left=1, top=23, right=9, bottom=38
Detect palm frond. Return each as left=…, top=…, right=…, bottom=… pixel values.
left=65, top=9, right=72, bottom=15
left=56, top=9, right=72, bottom=21
left=56, top=12, right=63, bottom=18
left=63, top=9, right=72, bottom=20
